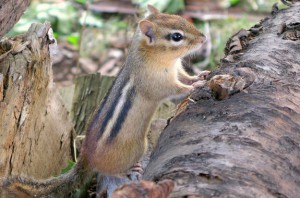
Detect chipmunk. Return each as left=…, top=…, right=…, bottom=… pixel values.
left=0, top=5, right=207, bottom=197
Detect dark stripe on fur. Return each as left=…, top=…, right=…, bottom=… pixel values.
left=96, top=73, right=128, bottom=140
left=87, top=92, right=109, bottom=134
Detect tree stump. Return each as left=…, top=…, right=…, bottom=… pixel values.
left=71, top=73, right=114, bottom=136
left=0, top=23, right=73, bottom=183
left=142, top=3, right=300, bottom=198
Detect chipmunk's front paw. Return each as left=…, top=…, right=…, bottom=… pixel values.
left=198, top=70, right=211, bottom=80
left=192, top=80, right=206, bottom=90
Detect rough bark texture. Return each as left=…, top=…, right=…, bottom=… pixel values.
left=71, top=74, right=114, bottom=135
left=0, top=0, right=30, bottom=38
left=0, top=23, right=73, bottom=184
left=143, top=4, right=300, bottom=198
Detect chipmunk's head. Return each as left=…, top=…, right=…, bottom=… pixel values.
left=138, top=5, right=206, bottom=60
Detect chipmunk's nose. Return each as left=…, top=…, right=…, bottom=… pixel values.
left=200, top=32, right=206, bottom=41
left=195, top=32, right=206, bottom=44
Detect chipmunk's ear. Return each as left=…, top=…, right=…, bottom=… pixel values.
left=147, top=4, right=160, bottom=14
left=139, top=20, right=156, bottom=43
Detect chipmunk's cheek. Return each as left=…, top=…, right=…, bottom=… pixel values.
left=187, top=44, right=201, bottom=55
left=193, top=39, right=205, bottom=50
left=180, top=48, right=190, bottom=57
left=188, top=38, right=199, bottom=48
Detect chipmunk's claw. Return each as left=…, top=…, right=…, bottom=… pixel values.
left=127, top=162, right=143, bottom=181
left=198, top=70, right=211, bottom=80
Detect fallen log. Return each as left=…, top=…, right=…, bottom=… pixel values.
left=142, top=3, right=300, bottom=197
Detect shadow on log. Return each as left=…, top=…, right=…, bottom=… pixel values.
left=142, top=3, right=300, bottom=198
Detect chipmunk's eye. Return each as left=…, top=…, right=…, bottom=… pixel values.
left=171, top=32, right=183, bottom=42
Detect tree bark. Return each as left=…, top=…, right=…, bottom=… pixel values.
left=0, top=23, right=73, bottom=183
left=0, top=0, right=30, bottom=38
left=71, top=73, right=114, bottom=136
left=143, top=3, right=300, bottom=198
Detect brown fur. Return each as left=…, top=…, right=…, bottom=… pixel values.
left=86, top=10, right=206, bottom=174
left=1, top=5, right=206, bottom=196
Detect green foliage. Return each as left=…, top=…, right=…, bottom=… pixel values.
left=221, top=0, right=287, bottom=10
left=165, top=0, right=185, bottom=13
left=67, top=34, right=80, bottom=48
left=79, top=12, right=104, bottom=28
left=8, top=2, right=77, bottom=36
left=53, top=32, right=59, bottom=39
left=75, top=0, right=87, bottom=5
left=61, top=160, right=75, bottom=174
left=72, top=187, right=90, bottom=198
left=104, top=17, right=129, bottom=31
left=207, top=16, right=256, bottom=69
left=8, top=1, right=129, bottom=50
left=240, top=0, right=286, bottom=12
left=229, top=0, right=240, bottom=6
left=220, top=0, right=240, bottom=8
left=221, top=0, right=240, bottom=8
left=59, top=160, right=90, bottom=198
left=132, top=0, right=185, bottom=13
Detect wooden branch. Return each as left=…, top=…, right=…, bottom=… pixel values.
left=0, top=23, right=73, bottom=186
left=142, top=4, right=300, bottom=198
left=0, top=0, right=30, bottom=38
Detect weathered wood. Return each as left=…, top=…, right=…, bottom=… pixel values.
left=0, top=0, right=30, bottom=38
left=143, top=3, right=300, bottom=198
left=0, top=73, right=3, bottom=101
left=58, top=85, right=75, bottom=112
left=0, top=23, right=73, bottom=185
left=71, top=73, right=114, bottom=135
